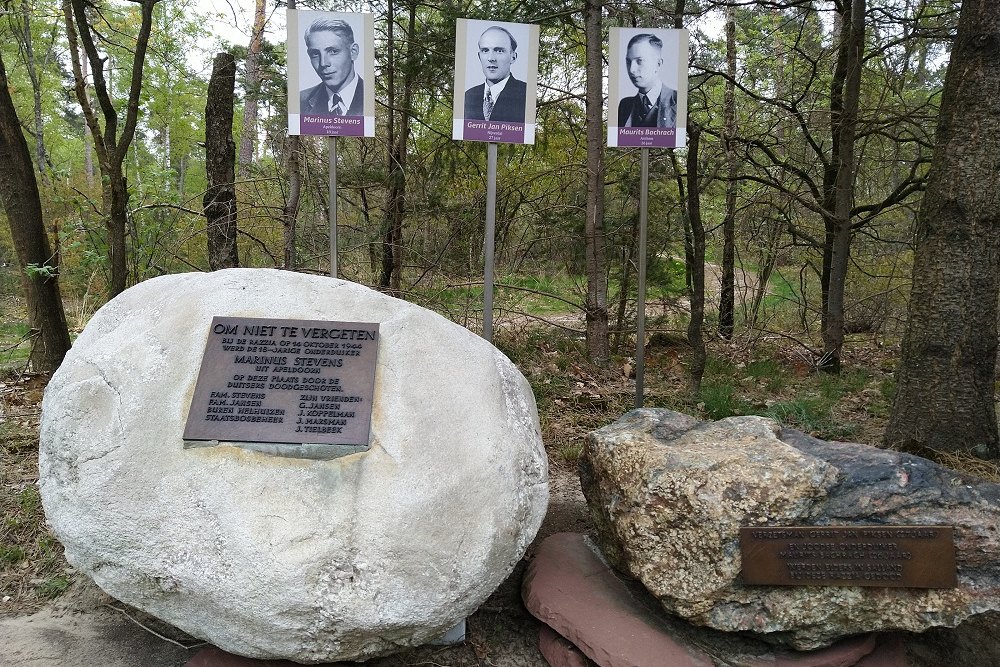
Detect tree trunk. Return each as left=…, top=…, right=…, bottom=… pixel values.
left=884, top=0, right=1000, bottom=458
left=282, top=135, right=300, bottom=270
left=381, top=0, right=414, bottom=294
left=719, top=4, right=737, bottom=339
left=64, top=0, right=159, bottom=298
left=820, top=0, right=865, bottom=373
left=238, top=0, right=267, bottom=181
left=686, top=125, right=706, bottom=392
left=18, top=0, right=50, bottom=186
left=0, top=51, right=71, bottom=373
left=204, top=53, right=239, bottom=270
left=583, top=0, right=609, bottom=364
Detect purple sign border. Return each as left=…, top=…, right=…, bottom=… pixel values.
left=300, top=115, right=367, bottom=137
left=616, top=127, right=677, bottom=148
left=463, top=119, right=526, bottom=145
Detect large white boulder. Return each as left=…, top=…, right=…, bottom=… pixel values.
left=39, top=269, right=548, bottom=663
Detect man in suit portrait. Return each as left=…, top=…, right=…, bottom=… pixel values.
left=463, top=26, right=527, bottom=123
left=617, top=33, right=677, bottom=128
left=300, top=18, right=365, bottom=117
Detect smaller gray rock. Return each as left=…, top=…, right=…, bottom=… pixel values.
left=580, top=409, right=1000, bottom=650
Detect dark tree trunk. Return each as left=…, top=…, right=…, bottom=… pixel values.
left=238, top=0, right=266, bottom=181
left=820, top=0, right=865, bottom=373
left=281, top=0, right=300, bottom=269
left=381, top=0, right=414, bottom=294
left=686, top=126, right=706, bottom=392
left=64, top=0, right=159, bottom=298
left=884, top=0, right=1000, bottom=458
left=204, top=53, right=239, bottom=270
left=0, top=51, right=71, bottom=373
left=583, top=0, right=609, bottom=364
left=719, top=5, right=737, bottom=340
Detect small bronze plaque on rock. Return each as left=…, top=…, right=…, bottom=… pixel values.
left=183, top=316, right=378, bottom=447
left=740, top=526, right=957, bottom=588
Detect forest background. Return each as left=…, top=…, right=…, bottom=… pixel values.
left=5, top=0, right=1000, bottom=621
left=5, top=0, right=993, bottom=450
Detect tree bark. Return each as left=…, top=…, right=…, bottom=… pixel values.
left=64, top=0, right=160, bottom=298
left=686, top=125, right=706, bottom=392
left=381, top=0, right=414, bottom=294
left=719, top=5, right=737, bottom=340
left=0, top=51, right=71, bottom=373
left=885, top=0, right=1000, bottom=458
left=18, top=0, right=50, bottom=186
left=820, top=0, right=865, bottom=372
left=238, top=0, right=267, bottom=181
left=204, top=53, right=239, bottom=270
left=583, top=0, right=609, bottom=364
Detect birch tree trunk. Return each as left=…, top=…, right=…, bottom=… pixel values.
left=583, top=0, right=609, bottom=364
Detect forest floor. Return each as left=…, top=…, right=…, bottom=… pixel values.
left=2, top=289, right=1000, bottom=665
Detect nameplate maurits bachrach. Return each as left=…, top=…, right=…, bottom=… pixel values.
left=183, top=316, right=379, bottom=459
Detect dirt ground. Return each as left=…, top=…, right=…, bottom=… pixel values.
left=4, top=353, right=1000, bottom=666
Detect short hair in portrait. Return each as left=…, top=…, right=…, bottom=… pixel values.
left=463, top=24, right=527, bottom=123
left=300, top=17, right=364, bottom=117
left=618, top=31, right=677, bottom=129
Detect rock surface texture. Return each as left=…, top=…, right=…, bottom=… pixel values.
left=523, top=532, right=901, bottom=667
left=580, top=409, right=1000, bottom=650
left=39, top=269, right=548, bottom=663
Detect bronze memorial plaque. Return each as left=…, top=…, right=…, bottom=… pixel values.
left=183, top=316, right=379, bottom=447
left=740, top=526, right=957, bottom=588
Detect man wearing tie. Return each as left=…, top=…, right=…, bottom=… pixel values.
left=299, top=18, right=365, bottom=117
left=463, top=26, right=527, bottom=123
left=617, top=33, right=677, bottom=128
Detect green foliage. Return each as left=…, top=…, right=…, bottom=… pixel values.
left=0, top=545, right=27, bottom=565
left=36, top=575, right=71, bottom=599
left=761, top=398, right=858, bottom=440
left=698, top=382, right=751, bottom=420
left=744, top=358, right=788, bottom=392
left=23, top=263, right=56, bottom=279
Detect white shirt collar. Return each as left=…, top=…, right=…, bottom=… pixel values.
left=328, top=71, right=359, bottom=114
left=485, top=75, right=511, bottom=101
left=639, top=81, right=662, bottom=105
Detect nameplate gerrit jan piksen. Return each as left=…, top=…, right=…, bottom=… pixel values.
left=183, top=316, right=379, bottom=447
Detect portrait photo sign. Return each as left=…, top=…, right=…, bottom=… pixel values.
left=287, top=10, right=376, bottom=137
left=608, top=27, right=689, bottom=148
left=452, top=18, right=540, bottom=145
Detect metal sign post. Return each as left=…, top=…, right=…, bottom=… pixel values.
left=483, top=142, right=498, bottom=343
left=635, top=147, right=650, bottom=408
left=329, top=136, right=338, bottom=278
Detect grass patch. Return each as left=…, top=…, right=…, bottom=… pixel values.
left=0, top=321, right=32, bottom=370
left=698, top=382, right=751, bottom=420
left=1, top=383, right=73, bottom=614
left=744, top=358, right=789, bottom=392
left=36, top=575, right=71, bottom=600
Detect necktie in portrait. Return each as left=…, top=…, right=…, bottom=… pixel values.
left=484, top=88, right=494, bottom=121
left=330, top=93, right=343, bottom=116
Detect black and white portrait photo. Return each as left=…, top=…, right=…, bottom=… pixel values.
left=453, top=19, right=539, bottom=145
left=608, top=27, right=688, bottom=148
left=287, top=10, right=375, bottom=137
